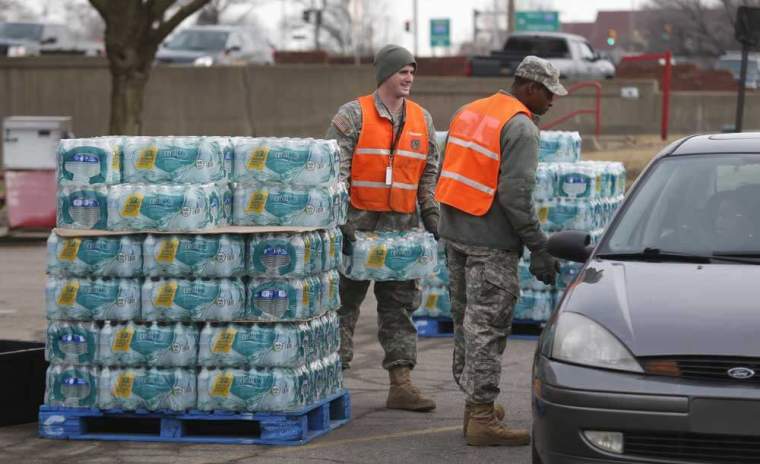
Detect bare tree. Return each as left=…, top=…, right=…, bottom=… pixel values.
left=0, top=0, right=35, bottom=21
left=642, top=0, right=760, bottom=57
left=88, top=0, right=211, bottom=135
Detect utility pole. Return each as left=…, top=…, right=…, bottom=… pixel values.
left=353, top=0, right=362, bottom=64
left=413, top=0, right=419, bottom=56
left=507, top=0, right=515, bottom=33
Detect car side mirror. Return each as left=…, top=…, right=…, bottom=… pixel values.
left=42, top=37, right=57, bottom=45
left=547, top=230, right=593, bottom=263
left=226, top=45, right=241, bottom=54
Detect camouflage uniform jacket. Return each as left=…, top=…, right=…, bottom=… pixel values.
left=326, top=91, right=439, bottom=232
left=438, top=90, right=548, bottom=252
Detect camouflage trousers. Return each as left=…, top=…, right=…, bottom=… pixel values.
left=446, top=240, right=520, bottom=404
left=337, top=274, right=421, bottom=370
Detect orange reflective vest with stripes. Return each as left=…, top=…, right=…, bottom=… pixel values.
left=435, top=93, right=532, bottom=216
left=350, top=95, right=429, bottom=213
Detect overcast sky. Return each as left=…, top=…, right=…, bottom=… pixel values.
left=28, top=0, right=642, bottom=54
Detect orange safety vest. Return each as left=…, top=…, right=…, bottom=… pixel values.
left=350, top=95, right=429, bottom=213
left=435, top=93, right=532, bottom=216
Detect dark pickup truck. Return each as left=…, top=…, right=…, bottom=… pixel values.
left=471, top=31, right=615, bottom=79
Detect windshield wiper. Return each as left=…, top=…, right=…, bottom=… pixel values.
left=596, top=248, right=760, bottom=265
left=595, top=248, right=712, bottom=263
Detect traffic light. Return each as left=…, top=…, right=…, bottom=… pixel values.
left=404, top=20, right=411, bottom=32
left=607, top=28, right=617, bottom=46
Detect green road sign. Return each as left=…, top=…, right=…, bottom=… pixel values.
left=430, top=18, right=450, bottom=47
left=515, top=11, right=560, bottom=32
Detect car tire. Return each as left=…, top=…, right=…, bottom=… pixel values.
left=532, top=441, right=543, bottom=464
left=532, top=431, right=543, bottom=464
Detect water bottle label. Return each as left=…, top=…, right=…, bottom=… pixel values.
left=157, top=239, right=179, bottom=264
left=136, top=147, right=158, bottom=170
left=155, top=282, right=178, bottom=308
left=425, top=294, right=438, bottom=309
left=367, top=246, right=388, bottom=269
left=212, top=328, right=237, bottom=353
left=246, top=192, right=268, bottom=214
left=114, top=372, right=135, bottom=398
left=57, top=281, right=80, bottom=306
left=121, top=194, right=144, bottom=217
left=112, top=327, right=134, bottom=352
left=58, top=239, right=81, bottom=262
left=302, top=281, right=311, bottom=308
left=212, top=372, right=234, bottom=397
left=246, top=148, right=268, bottom=171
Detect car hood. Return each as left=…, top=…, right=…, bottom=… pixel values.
left=561, top=259, right=760, bottom=357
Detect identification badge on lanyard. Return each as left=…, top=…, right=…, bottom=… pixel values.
left=385, top=166, right=393, bottom=186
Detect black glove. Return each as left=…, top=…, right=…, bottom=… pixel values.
left=529, top=248, right=559, bottom=286
left=421, top=209, right=440, bottom=240
left=340, top=223, right=356, bottom=255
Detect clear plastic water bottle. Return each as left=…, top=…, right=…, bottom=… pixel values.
left=513, top=289, right=535, bottom=321
left=46, top=276, right=140, bottom=321
left=144, top=234, right=245, bottom=278
left=46, top=321, right=98, bottom=365
left=122, top=136, right=224, bottom=184
left=246, top=277, right=315, bottom=321
left=45, top=364, right=98, bottom=408
left=57, top=138, right=121, bottom=185
left=57, top=185, right=109, bottom=230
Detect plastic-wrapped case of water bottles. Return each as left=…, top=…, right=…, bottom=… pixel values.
left=340, top=230, right=438, bottom=281
left=413, top=241, right=452, bottom=319
left=44, top=228, right=345, bottom=412
left=55, top=136, right=347, bottom=232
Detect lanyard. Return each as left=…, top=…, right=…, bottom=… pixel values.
left=386, top=104, right=406, bottom=185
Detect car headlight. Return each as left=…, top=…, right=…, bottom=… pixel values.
left=193, top=55, right=214, bottom=67
left=551, top=312, right=643, bottom=373
left=8, top=45, right=27, bottom=57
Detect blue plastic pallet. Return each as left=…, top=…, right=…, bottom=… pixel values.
left=414, top=316, right=544, bottom=339
left=39, top=389, right=351, bottom=446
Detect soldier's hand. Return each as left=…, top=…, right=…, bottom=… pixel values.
left=421, top=208, right=440, bottom=240
left=340, top=223, right=357, bottom=255
left=529, top=248, right=559, bottom=286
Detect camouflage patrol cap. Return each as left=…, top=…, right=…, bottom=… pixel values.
left=514, top=55, right=568, bottom=96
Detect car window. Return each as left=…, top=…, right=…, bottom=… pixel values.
left=0, top=23, right=43, bottom=41
left=164, top=30, right=229, bottom=51
left=226, top=32, right=242, bottom=50
left=578, top=41, right=595, bottom=60
left=504, top=36, right=570, bottom=58
left=600, top=154, right=760, bottom=255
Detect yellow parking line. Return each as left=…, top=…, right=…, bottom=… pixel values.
left=269, top=425, right=462, bottom=453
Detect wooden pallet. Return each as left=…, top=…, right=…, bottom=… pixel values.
left=39, top=389, right=350, bottom=446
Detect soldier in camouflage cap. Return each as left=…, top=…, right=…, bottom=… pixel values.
left=514, top=55, right=568, bottom=96
left=434, top=54, right=561, bottom=446
left=325, top=45, right=440, bottom=413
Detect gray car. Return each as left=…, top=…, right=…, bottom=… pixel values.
left=155, top=25, right=273, bottom=66
left=533, top=133, right=760, bottom=463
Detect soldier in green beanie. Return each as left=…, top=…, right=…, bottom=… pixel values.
left=326, top=45, right=440, bottom=412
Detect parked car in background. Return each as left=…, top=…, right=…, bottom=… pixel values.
left=716, top=51, right=760, bottom=89
left=155, top=25, right=274, bottom=66
left=0, top=22, right=102, bottom=57
left=533, top=132, right=760, bottom=463
left=471, top=31, right=615, bottom=79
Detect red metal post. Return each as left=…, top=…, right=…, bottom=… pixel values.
left=661, top=51, right=672, bottom=141
left=540, top=81, right=603, bottom=138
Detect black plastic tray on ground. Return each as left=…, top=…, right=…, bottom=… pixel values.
left=0, top=340, right=47, bottom=426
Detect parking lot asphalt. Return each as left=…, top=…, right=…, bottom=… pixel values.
left=0, top=242, right=536, bottom=464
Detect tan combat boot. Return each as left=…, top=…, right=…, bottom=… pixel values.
left=465, top=402, right=530, bottom=446
left=386, top=367, right=436, bottom=412
left=463, top=402, right=505, bottom=436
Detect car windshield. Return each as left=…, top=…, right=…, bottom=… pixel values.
left=599, top=153, right=760, bottom=257
left=504, top=36, right=570, bottom=58
left=164, top=30, right=228, bottom=51
left=0, top=23, right=43, bottom=41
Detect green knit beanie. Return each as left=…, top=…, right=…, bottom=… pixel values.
left=374, top=44, right=416, bottom=86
